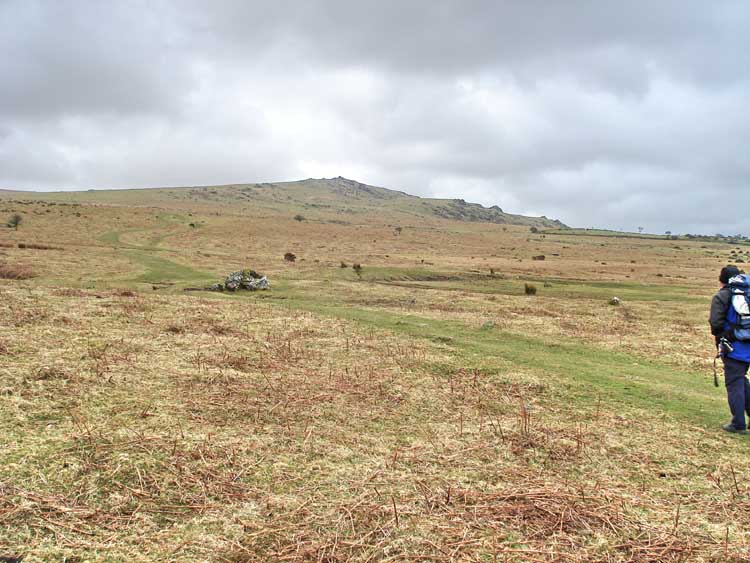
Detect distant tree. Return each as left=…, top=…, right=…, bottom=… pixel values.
left=638, top=226, right=644, bottom=234
left=284, top=252, right=296, bottom=262
left=7, top=214, right=21, bottom=230
left=665, top=230, right=672, bottom=239
left=294, top=214, right=305, bottom=222
left=529, top=226, right=539, bottom=233
left=394, top=226, right=403, bottom=235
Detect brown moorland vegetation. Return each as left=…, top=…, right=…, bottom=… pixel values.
left=1, top=179, right=749, bottom=562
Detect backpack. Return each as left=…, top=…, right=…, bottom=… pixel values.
left=727, top=274, right=750, bottom=341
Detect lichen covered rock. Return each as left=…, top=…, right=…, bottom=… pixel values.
left=222, top=269, right=269, bottom=292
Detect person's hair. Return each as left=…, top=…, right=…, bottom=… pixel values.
left=720, top=265, right=741, bottom=284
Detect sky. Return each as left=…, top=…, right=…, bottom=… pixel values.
left=1, top=1, right=748, bottom=234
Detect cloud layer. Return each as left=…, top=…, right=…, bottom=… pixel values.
left=1, top=0, right=748, bottom=234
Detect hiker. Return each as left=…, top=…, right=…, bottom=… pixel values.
left=709, top=265, right=750, bottom=434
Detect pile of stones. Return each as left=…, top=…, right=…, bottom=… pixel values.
left=208, top=269, right=270, bottom=292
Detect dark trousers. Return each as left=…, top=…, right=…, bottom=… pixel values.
left=724, top=356, right=750, bottom=430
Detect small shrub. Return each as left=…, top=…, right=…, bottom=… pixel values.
left=7, top=214, right=21, bottom=230
left=284, top=252, right=297, bottom=262
left=294, top=214, right=305, bottom=222
left=529, top=226, right=539, bottom=233
left=340, top=261, right=348, bottom=268
left=532, top=255, right=545, bottom=261
left=524, top=283, right=537, bottom=295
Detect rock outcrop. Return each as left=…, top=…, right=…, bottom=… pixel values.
left=208, top=270, right=269, bottom=292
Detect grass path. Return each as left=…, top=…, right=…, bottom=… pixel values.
left=98, top=217, right=212, bottom=284
left=259, top=284, right=726, bottom=429
left=123, top=249, right=212, bottom=283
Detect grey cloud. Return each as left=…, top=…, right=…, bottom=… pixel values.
left=0, top=1, right=192, bottom=119
left=1, top=0, right=749, bottom=234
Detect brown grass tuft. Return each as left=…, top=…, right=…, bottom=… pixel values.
left=52, top=288, right=89, bottom=297
left=35, top=365, right=70, bottom=380
left=17, top=242, right=61, bottom=250
left=0, top=262, right=35, bottom=279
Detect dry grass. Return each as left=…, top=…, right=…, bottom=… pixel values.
left=1, top=285, right=750, bottom=562
left=1, top=189, right=749, bottom=561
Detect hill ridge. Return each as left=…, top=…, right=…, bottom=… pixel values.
left=0, top=176, right=567, bottom=228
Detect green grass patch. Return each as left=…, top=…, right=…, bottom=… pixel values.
left=359, top=267, right=706, bottom=303
left=255, top=285, right=724, bottom=429
left=125, top=250, right=213, bottom=284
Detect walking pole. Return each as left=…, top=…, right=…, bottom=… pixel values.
left=713, top=353, right=720, bottom=387
left=714, top=338, right=734, bottom=388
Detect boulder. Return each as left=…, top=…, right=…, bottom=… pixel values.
left=222, top=269, right=269, bottom=292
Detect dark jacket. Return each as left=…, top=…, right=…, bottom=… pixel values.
left=710, top=285, right=750, bottom=362
left=709, top=287, right=732, bottom=342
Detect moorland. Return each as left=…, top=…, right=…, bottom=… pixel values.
left=1, top=177, right=748, bottom=562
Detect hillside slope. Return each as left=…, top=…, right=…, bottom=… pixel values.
left=0, top=176, right=566, bottom=228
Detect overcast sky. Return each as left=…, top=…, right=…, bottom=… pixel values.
left=1, top=1, right=748, bottom=234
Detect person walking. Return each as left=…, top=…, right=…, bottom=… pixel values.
left=709, top=265, right=750, bottom=434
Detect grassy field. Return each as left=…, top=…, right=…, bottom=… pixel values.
left=1, top=182, right=749, bottom=562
